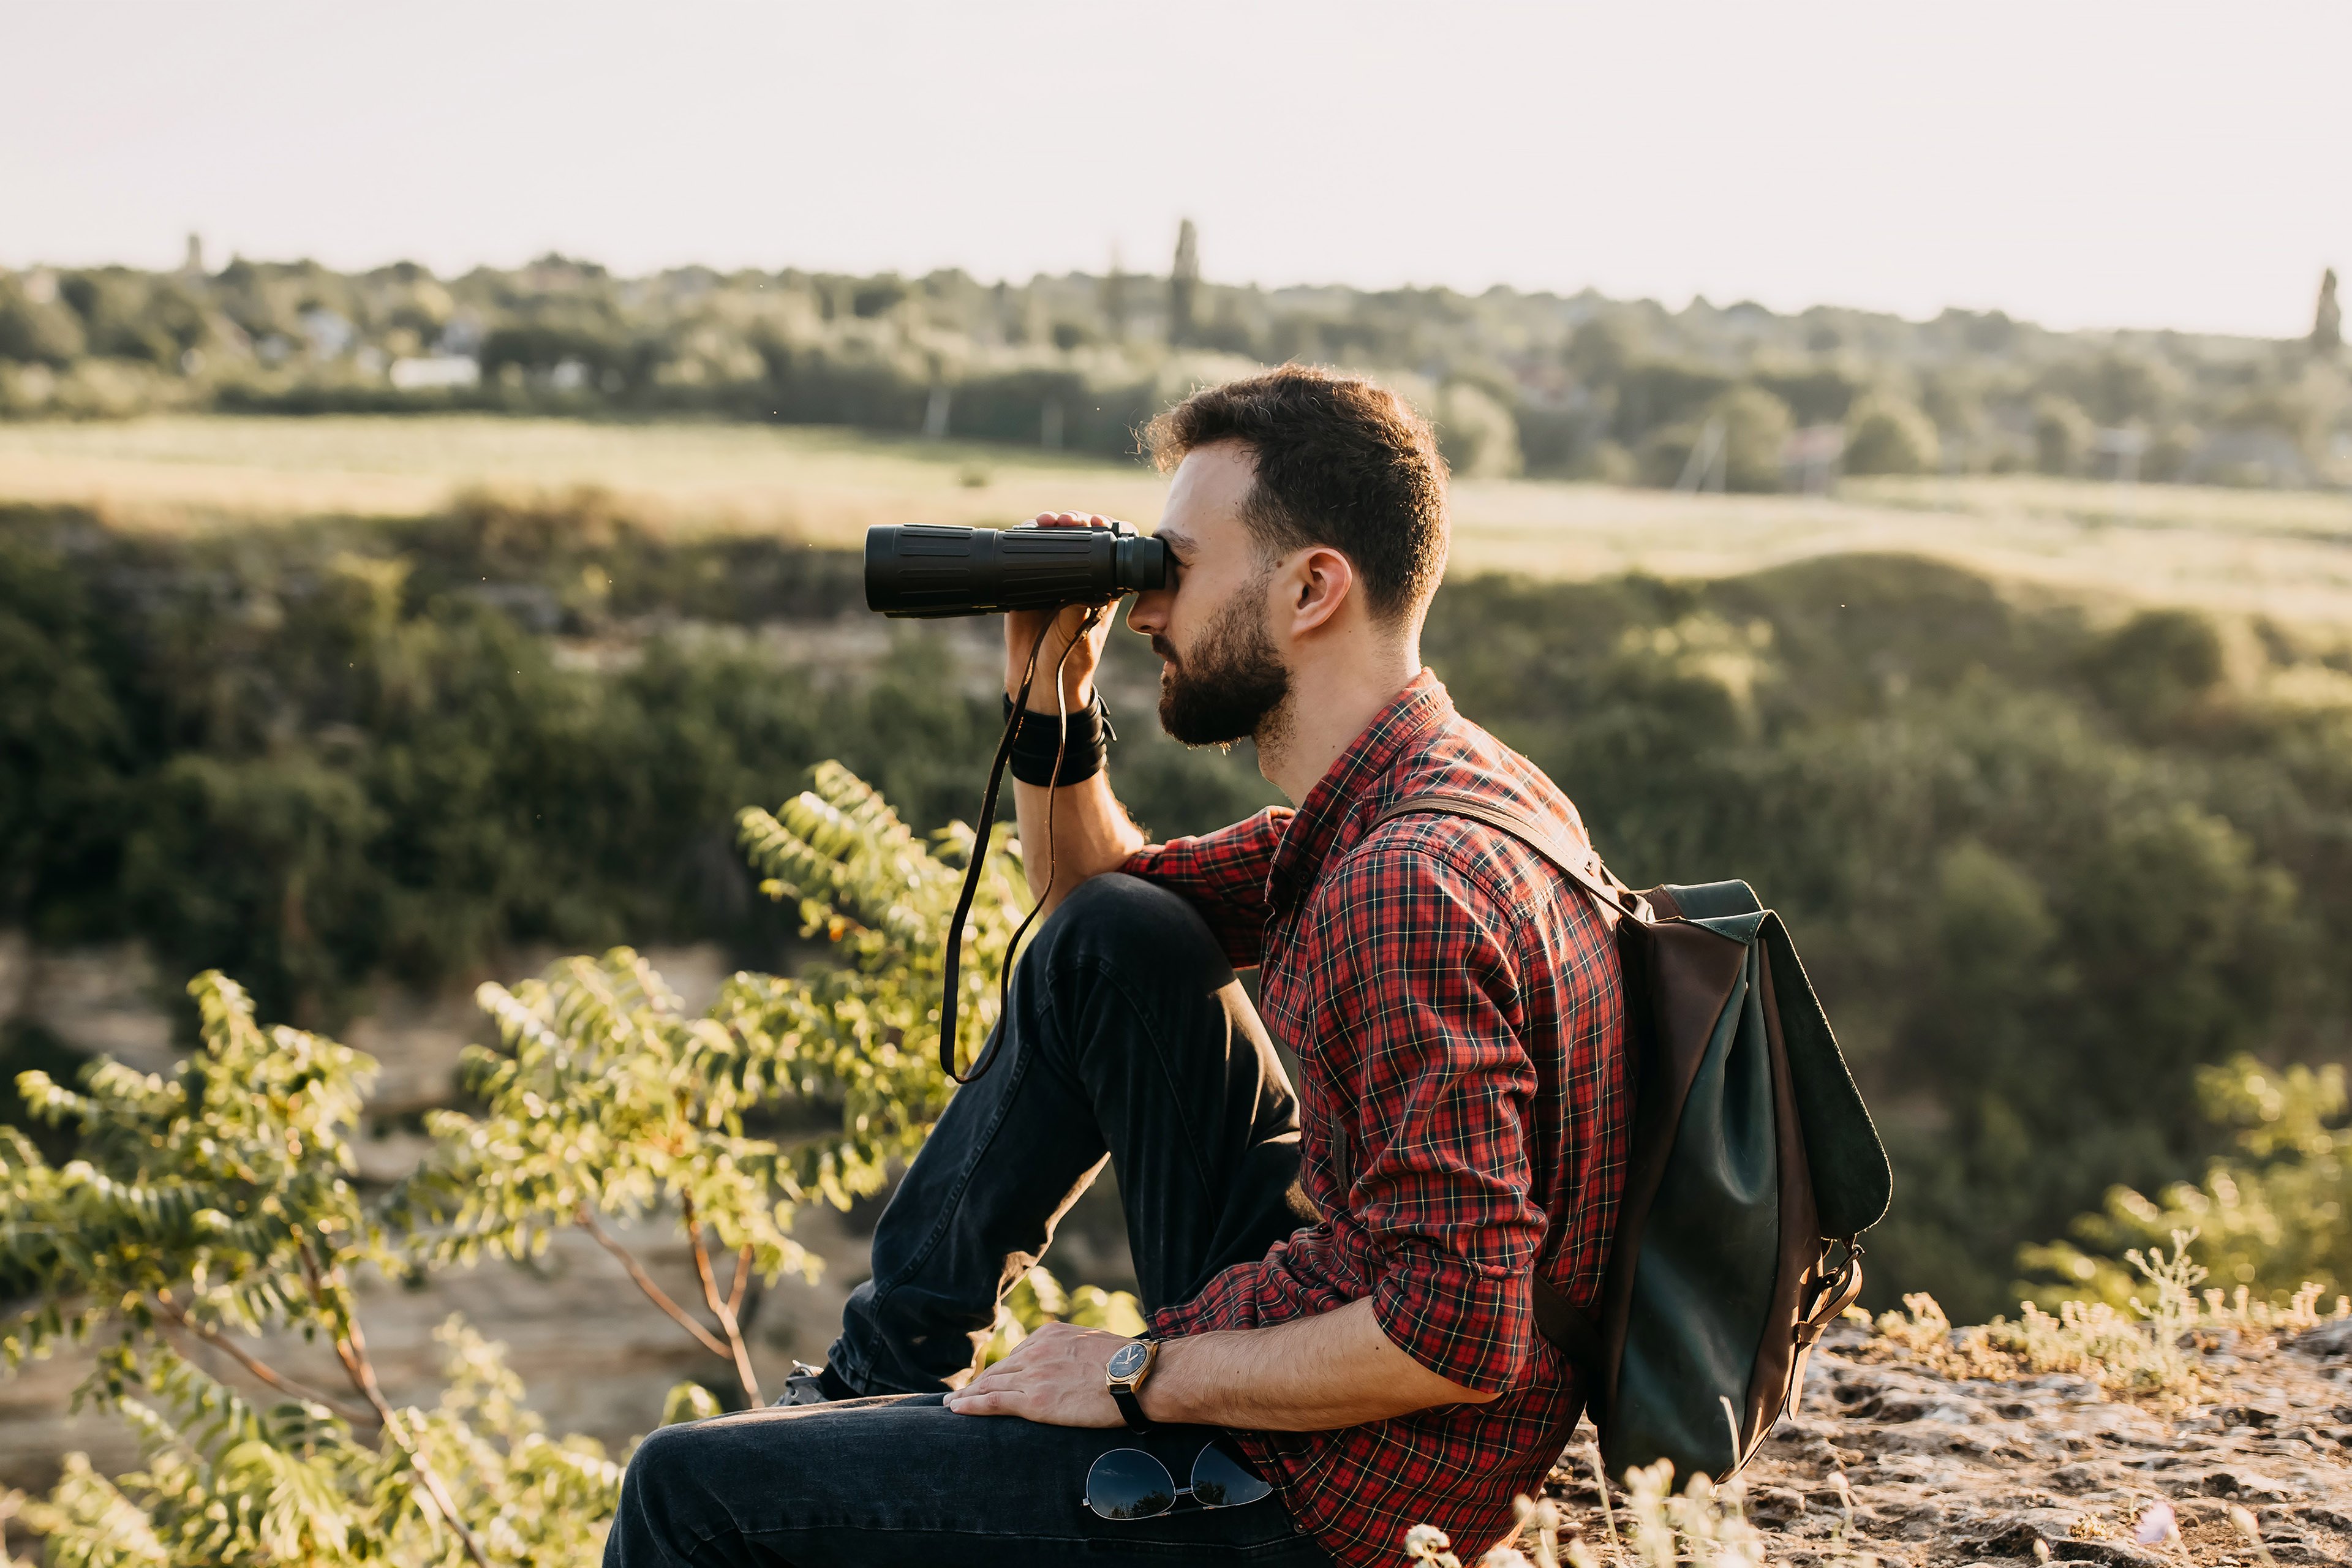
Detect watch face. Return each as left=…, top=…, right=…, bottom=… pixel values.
left=1107, top=1341, right=1149, bottom=1381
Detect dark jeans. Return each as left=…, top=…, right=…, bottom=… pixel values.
left=606, top=873, right=1333, bottom=1566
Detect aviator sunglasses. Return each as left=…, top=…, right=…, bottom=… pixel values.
left=1081, top=1441, right=1274, bottom=1521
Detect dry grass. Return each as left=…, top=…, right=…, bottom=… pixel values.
left=1860, top=1232, right=2350, bottom=1404
left=0, top=415, right=1160, bottom=542
left=6, top=416, right=2352, bottom=623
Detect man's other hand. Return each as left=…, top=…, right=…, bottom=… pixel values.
left=944, top=1322, right=1128, bottom=1427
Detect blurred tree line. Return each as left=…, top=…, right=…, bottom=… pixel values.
left=2, top=243, right=2347, bottom=491
left=7, top=497, right=2352, bottom=1317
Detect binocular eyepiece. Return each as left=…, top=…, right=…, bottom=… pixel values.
left=864, top=521, right=1168, bottom=619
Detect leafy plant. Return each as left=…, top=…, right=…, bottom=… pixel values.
left=394, top=763, right=1030, bottom=1405
left=2025, top=1054, right=2352, bottom=1305
left=0, top=971, right=603, bottom=1566
left=0, top=764, right=1151, bottom=1564
left=1866, top=1231, right=2346, bottom=1402
left=981, top=1265, right=1148, bottom=1368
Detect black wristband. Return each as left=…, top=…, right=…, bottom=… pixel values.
left=1004, top=692, right=1115, bottom=787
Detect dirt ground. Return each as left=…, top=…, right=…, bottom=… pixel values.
left=1542, top=1323, right=2352, bottom=1567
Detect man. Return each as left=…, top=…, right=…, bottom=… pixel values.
left=606, top=367, right=1630, bottom=1566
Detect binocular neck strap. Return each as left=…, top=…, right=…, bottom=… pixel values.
left=938, top=608, right=1102, bottom=1084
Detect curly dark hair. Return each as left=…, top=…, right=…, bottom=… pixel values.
left=1143, top=365, right=1449, bottom=622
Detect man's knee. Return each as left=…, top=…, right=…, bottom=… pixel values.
left=1030, top=872, right=1232, bottom=989
left=620, top=1417, right=706, bottom=1501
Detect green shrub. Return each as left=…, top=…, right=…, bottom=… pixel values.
left=2024, top=1055, right=2352, bottom=1305
left=13, top=507, right=2352, bottom=1321
left=1841, top=391, right=1941, bottom=476
left=0, top=764, right=1152, bottom=1565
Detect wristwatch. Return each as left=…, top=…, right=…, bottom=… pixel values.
left=1104, top=1336, right=1159, bottom=1432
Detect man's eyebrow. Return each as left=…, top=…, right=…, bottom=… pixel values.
left=1155, top=527, right=1197, bottom=558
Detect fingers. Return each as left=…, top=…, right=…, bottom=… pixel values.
left=1030, top=512, right=1117, bottom=530
left=945, top=1386, right=1022, bottom=1417
left=960, top=1362, right=1020, bottom=1396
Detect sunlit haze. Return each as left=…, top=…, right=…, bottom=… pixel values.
left=5, top=0, right=2348, bottom=337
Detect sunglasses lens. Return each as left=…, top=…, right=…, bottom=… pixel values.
left=1084, top=1449, right=1177, bottom=1521
left=1189, top=1444, right=1274, bottom=1509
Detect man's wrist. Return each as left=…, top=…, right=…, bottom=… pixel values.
left=1133, top=1333, right=1193, bottom=1425
left=1006, top=676, right=1095, bottom=715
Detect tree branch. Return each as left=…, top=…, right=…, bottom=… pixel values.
left=726, top=1243, right=753, bottom=1321
left=575, top=1202, right=731, bottom=1360
left=682, top=1193, right=763, bottom=1407
left=149, top=1292, right=373, bottom=1426
left=300, top=1245, right=492, bottom=1568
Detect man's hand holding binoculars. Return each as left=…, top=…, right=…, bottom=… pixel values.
left=1004, top=511, right=1128, bottom=715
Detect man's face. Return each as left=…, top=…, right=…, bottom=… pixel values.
left=1126, top=443, right=1291, bottom=748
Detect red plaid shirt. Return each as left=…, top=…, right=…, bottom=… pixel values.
left=1126, top=672, right=1631, bottom=1566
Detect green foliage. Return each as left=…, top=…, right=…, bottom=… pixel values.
left=394, top=762, right=1036, bottom=1403
left=1710, top=385, right=1796, bottom=493
left=2033, top=393, right=2095, bottom=475
left=1434, top=382, right=1525, bottom=479
left=2024, top=1055, right=2352, bottom=1305
left=0, top=971, right=622, bottom=1565
left=1841, top=391, right=1940, bottom=476
left=19, top=1328, right=619, bottom=1568
left=981, top=1264, right=1150, bottom=1367
left=0, top=761, right=1146, bottom=1564
left=0, top=971, right=385, bottom=1367
left=14, top=503, right=2352, bottom=1322
left=0, top=526, right=130, bottom=926
left=6, top=252, right=2347, bottom=489
left=1638, top=385, right=1793, bottom=492
left=0, top=504, right=1272, bottom=1027
left=734, top=761, right=1027, bottom=1091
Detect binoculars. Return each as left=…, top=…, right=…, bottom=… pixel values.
left=864, top=521, right=1169, bottom=619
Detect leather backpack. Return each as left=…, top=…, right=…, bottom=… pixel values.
left=1375, top=792, right=1894, bottom=1483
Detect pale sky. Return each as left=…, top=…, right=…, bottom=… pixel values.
left=4, top=1, right=2347, bottom=339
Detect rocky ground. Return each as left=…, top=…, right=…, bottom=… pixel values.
left=1539, top=1322, right=2352, bottom=1568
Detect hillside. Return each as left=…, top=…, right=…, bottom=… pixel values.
left=6, top=416, right=2352, bottom=621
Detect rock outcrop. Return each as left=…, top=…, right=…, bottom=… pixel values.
left=1544, top=1325, right=2352, bottom=1566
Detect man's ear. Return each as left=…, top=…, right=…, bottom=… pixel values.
left=1283, top=546, right=1355, bottom=637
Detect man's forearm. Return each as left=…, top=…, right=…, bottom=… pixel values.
left=1010, top=771, right=1145, bottom=910
left=1137, top=1298, right=1495, bottom=1431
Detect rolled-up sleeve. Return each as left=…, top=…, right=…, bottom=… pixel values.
left=1308, top=846, right=1547, bottom=1395
left=1120, top=807, right=1290, bottom=969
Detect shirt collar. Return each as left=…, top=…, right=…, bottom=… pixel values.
left=1264, top=669, right=1454, bottom=915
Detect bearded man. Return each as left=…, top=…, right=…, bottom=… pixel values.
left=606, top=367, right=1631, bottom=1567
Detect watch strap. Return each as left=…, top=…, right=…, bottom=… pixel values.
left=1109, top=1384, right=1150, bottom=1433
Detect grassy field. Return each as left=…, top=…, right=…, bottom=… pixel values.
left=7, top=415, right=2352, bottom=623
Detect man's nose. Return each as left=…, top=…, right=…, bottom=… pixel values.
left=1126, top=589, right=1169, bottom=638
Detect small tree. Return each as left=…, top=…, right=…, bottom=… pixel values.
left=396, top=763, right=1030, bottom=1406
left=0, top=763, right=1120, bottom=1564
left=1842, top=391, right=1942, bottom=476
left=0, top=973, right=618, bottom=1567
left=1681, top=385, right=1796, bottom=494
left=2032, top=393, right=2095, bottom=476
left=1434, top=382, right=1526, bottom=480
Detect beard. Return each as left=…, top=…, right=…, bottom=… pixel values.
left=1154, top=581, right=1291, bottom=748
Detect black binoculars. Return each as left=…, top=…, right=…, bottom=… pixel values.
left=864, top=521, right=1169, bottom=619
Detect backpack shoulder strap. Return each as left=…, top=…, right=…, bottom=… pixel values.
left=1373, top=790, right=1653, bottom=926
left=1369, top=788, right=1644, bottom=1377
